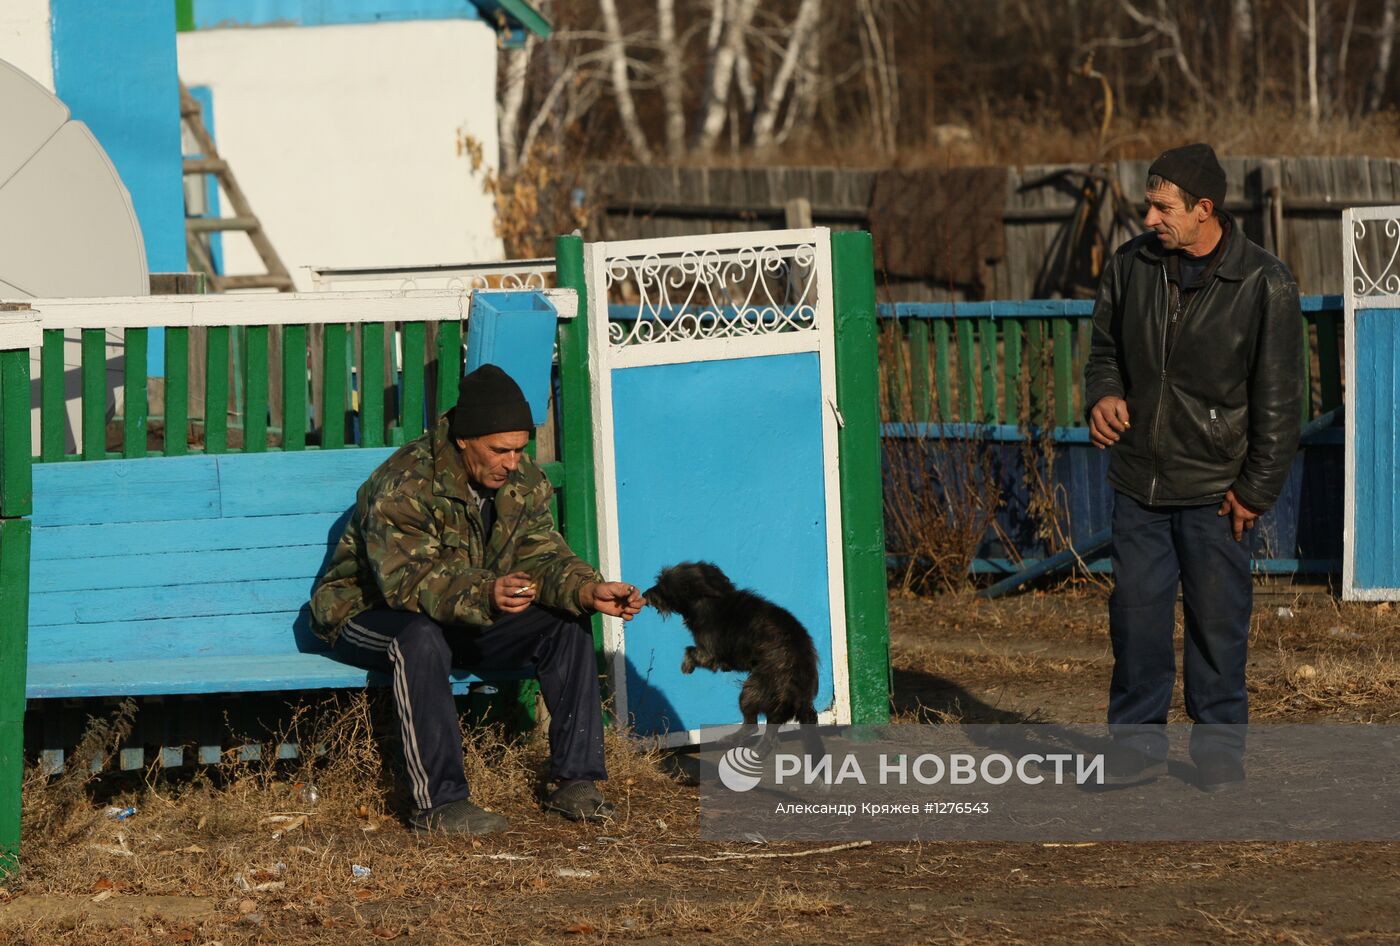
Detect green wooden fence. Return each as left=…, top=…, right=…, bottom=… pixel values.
left=876, top=296, right=1345, bottom=433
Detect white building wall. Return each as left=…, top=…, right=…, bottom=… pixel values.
left=0, top=0, right=53, bottom=91
left=177, top=19, right=504, bottom=291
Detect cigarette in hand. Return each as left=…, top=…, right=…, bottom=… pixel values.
left=511, top=584, right=536, bottom=597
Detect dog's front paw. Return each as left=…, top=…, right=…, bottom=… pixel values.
left=681, top=647, right=698, bottom=674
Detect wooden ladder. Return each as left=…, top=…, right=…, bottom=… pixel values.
left=180, top=82, right=295, bottom=292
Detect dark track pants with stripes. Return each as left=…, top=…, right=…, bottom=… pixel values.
left=332, top=606, right=607, bottom=812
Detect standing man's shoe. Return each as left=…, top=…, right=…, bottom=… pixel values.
left=543, top=780, right=616, bottom=822
left=1099, top=743, right=1168, bottom=787
left=410, top=798, right=509, bottom=835
left=1194, top=754, right=1246, bottom=793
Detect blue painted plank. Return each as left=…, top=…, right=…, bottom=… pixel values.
left=216, top=448, right=393, bottom=517
left=25, top=654, right=519, bottom=699
left=31, top=578, right=312, bottom=627
left=875, top=295, right=1340, bottom=320
left=28, top=612, right=311, bottom=663
left=1353, top=308, right=1400, bottom=591
left=33, top=455, right=221, bottom=527
left=189, top=0, right=485, bottom=30
left=32, top=512, right=346, bottom=561
left=31, top=544, right=331, bottom=594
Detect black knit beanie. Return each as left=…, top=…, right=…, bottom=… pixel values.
left=449, top=364, right=534, bottom=439
left=1147, top=143, right=1227, bottom=208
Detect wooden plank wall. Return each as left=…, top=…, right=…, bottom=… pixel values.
left=594, top=156, right=1400, bottom=297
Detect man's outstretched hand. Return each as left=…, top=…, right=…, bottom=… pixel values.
left=579, top=581, right=646, bottom=620
left=1089, top=396, right=1131, bottom=449
left=492, top=571, right=536, bottom=614
left=1217, top=489, right=1261, bottom=543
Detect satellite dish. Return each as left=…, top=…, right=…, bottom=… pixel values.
left=0, top=57, right=149, bottom=298
left=0, top=57, right=152, bottom=456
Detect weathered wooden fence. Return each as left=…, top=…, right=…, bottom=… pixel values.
left=595, top=157, right=1392, bottom=298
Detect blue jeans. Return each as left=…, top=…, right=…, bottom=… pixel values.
left=1108, top=491, right=1251, bottom=764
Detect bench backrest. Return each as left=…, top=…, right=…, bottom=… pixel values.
left=28, top=448, right=394, bottom=698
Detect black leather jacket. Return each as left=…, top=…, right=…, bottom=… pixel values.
left=1084, top=212, right=1303, bottom=512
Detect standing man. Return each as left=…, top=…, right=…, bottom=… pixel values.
left=1084, top=144, right=1302, bottom=789
left=311, top=364, right=645, bottom=834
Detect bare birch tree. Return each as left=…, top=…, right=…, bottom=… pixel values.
left=599, top=0, right=653, bottom=160
left=498, top=37, right=535, bottom=175
left=1368, top=0, right=1399, bottom=113
left=752, top=0, right=821, bottom=149
left=694, top=0, right=758, bottom=153
left=656, top=0, right=686, bottom=158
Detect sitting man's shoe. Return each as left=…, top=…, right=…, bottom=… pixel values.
left=410, top=798, right=509, bottom=836
left=1099, top=742, right=1168, bottom=787
left=543, top=780, right=616, bottom=822
left=1194, top=754, right=1246, bottom=794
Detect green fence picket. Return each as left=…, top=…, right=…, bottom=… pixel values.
left=978, top=317, right=998, bottom=424
left=933, top=320, right=951, bottom=423
left=907, top=319, right=931, bottom=423
left=205, top=326, right=229, bottom=453
left=956, top=319, right=976, bottom=422
left=123, top=328, right=148, bottom=458
left=244, top=325, right=268, bottom=453
left=1052, top=318, right=1074, bottom=427
left=1300, top=314, right=1314, bottom=423
left=39, top=330, right=64, bottom=462
left=401, top=321, right=426, bottom=440
left=1316, top=312, right=1342, bottom=412
left=81, top=329, right=106, bottom=460
left=360, top=323, right=385, bottom=447
left=164, top=328, right=189, bottom=457
left=1003, top=318, right=1022, bottom=426
left=321, top=324, right=348, bottom=449
left=435, top=320, right=462, bottom=419
left=282, top=324, right=307, bottom=451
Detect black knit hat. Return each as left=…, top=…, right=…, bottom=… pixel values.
left=449, top=364, right=534, bottom=439
left=1147, top=143, right=1227, bottom=208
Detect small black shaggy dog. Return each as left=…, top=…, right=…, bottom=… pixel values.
left=644, top=561, right=819, bottom=728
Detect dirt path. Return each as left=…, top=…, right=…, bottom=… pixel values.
left=6, top=589, right=1399, bottom=945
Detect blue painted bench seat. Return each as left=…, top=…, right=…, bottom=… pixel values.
left=29, top=448, right=525, bottom=701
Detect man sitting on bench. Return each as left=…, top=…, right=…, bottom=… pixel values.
left=310, top=364, right=645, bottom=835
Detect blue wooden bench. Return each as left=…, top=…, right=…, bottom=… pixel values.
left=27, top=447, right=534, bottom=767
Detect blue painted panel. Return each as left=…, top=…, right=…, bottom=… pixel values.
left=875, top=295, right=1342, bottom=320
left=611, top=354, right=835, bottom=736
left=465, top=291, right=557, bottom=426
left=29, top=611, right=310, bottom=663
left=50, top=1, right=185, bottom=276
left=33, top=455, right=221, bottom=527
left=31, top=544, right=329, bottom=594
left=190, top=0, right=483, bottom=29
left=217, top=448, right=393, bottom=516
left=31, top=577, right=312, bottom=627
left=31, top=512, right=345, bottom=560
left=1353, top=308, right=1400, bottom=590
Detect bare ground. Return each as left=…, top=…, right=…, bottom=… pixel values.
left=7, top=586, right=1400, bottom=946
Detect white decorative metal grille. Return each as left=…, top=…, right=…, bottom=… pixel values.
left=604, top=243, right=819, bottom=348
left=1349, top=215, right=1400, bottom=298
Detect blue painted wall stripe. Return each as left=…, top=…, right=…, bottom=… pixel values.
left=1352, top=308, right=1400, bottom=590
left=189, top=0, right=483, bottom=29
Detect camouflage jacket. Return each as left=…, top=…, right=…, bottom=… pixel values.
left=310, top=415, right=602, bottom=644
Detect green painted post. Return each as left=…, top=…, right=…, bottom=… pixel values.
left=553, top=236, right=603, bottom=658
left=244, top=325, right=269, bottom=453
left=956, top=319, right=977, bottom=422
left=205, top=326, right=229, bottom=454
left=81, top=328, right=106, bottom=460
left=282, top=325, right=307, bottom=451
left=0, top=341, right=33, bottom=877
left=1299, top=315, right=1314, bottom=423
left=1053, top=318, right=1074, bottom=427
left=40, top=331, right=64, bottom=462
left=165, top=327, right=189, bottom=457
left=1025, top=319, right=1047, bottom=426
left=1316, top=312, right=1342, bottom=412
left=830, top=231, right=891, bottom=725
left=123, top=328, right=148, bottom=458
left=360, top=323, right=385, bottom=448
